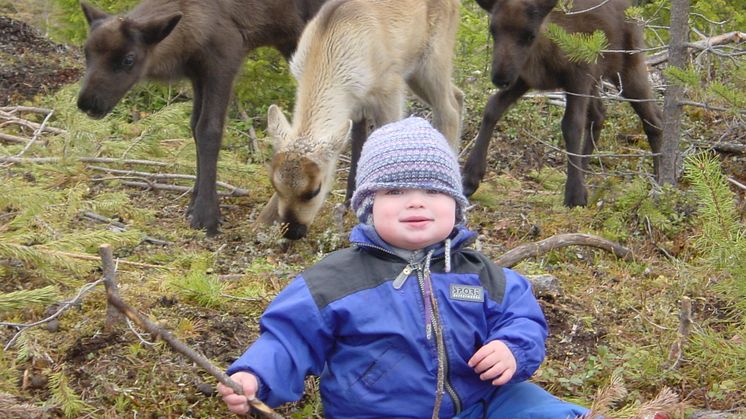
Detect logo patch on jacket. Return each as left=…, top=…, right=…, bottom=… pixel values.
left=449, top=284, right=484, bottom=302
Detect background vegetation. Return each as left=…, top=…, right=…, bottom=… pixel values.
left=0, top=0, right=744, bottom=417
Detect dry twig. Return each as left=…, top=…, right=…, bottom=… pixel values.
left=2, top=279, right=104, bottom=350
left=495, top=233, right=634, bottom=267
left=667, top=296, right=692, bottom=370
left=86, top=165, right=249, bottom=195
left=98, top=244, right=283, bottom=419
left=79, top=211, right=173, bottom=246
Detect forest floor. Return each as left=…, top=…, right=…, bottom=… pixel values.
left=1, top=10, right=745, bottom=419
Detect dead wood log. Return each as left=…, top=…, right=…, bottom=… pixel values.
left=495, top=233, right=634, bottom=268
left=646, top=31, right=746, bottom=66
left=98, top=244, right=283, bottom=419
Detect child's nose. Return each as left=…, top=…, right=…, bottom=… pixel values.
left=406, top=191, right=427, bottom=207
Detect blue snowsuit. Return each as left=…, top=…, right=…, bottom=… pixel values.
left=227, top=224, right=589, bottom=418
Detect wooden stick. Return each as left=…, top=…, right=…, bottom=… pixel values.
left=98, top=244, right=283, bottom=419
left=0, top=133, right=29, bottom=144
left=0, top=156, right=171, bottom=166
left=46, top=249, right=166, bottom=269
left=86, top=165, right=249, bottom=195
left=646, top=31, right=746, bottom=66
left=0, top=106, right=53, bottom=114
left=667, top=297, right=692, bottom=370
left=495, top=233, right=634, bottom=268
left=79, top=211, right=173, bottom=246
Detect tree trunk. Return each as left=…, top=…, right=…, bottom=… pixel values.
left=659, top=0, right=691, bottom=185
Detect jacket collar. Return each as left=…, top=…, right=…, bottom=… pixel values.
left=349, top=223, right=476, bottom=259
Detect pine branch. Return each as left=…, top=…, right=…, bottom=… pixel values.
left=546, top=23, right=608, bottom=64
left=0, top=286, right=58, bottom=312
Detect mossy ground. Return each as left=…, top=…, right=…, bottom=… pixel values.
left=1, top=5, right=745, bottom=419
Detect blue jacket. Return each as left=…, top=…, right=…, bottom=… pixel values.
left=227, top=224, right=548, bottom=418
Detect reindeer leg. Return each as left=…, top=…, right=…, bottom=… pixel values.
left=406, top=58, right=462, bottom=150
left=462, top=80, right=528, bottom=197
left=562, top=93, right=591, bottom=207
left=187, top=77, right=204, bottom=218
left=619, top=63, right=664, bottom=180
left=344, top=119, right=368, bottom=206
left=582, top=95, right=605, bottom=171
left=189, top=66, right=238, bottom=235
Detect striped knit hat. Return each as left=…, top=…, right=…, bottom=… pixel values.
left=351, top=117, right=469, bottom=225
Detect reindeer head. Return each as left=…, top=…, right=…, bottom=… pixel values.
left=486, top=0, right=557, bottom=89
left=262, top=105, right=352, bottom=240
left=77, top=2, right=181, bottom=119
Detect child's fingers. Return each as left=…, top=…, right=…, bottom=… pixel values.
left=467, top=345, right=494, bottom=367
left=223, top=394, right=250, bottom=415
left=479, top=361, right=507, bottom=380
left=491, top=367, right=515, bottom=386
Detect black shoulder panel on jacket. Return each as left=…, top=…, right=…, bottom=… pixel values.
left=302, top=247, right=407, bottom=309
left=449, top=249, right=507, bottom=303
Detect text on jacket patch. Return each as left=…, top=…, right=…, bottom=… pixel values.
left=449, top=284, right=484, bottom=302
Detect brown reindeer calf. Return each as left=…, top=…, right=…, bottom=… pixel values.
left=463, top=0, right=663, bottom=207
left=77, top=0, right=326, bottom=235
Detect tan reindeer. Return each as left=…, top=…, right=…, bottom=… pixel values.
left=260, top=0, right=463, bottom=239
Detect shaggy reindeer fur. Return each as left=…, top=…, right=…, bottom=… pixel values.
left=260, top=0, right=464, bottom=239
left=463, top=0, right=663, bottom=207
left=77, top=0, right=326, bottom=235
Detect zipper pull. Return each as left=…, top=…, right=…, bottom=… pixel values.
left=393, top=265, right=413, bottom=289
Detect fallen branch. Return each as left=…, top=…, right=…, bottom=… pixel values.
left=98, top=244, right=283, bottom=419
left=727, top=177, right=746, bottom=192
left=79, top=211, right=173, bottom=246
left=0, top=106, right=53, bottom=114
left=495, top=233, right=634, bottom=267
left=86, top=165, right=249, bottom=195
left=44, top=249, right=166, bottom=269
left=0, top=132, right=29, bottom=144
left=0, top=156, right=171, bottom=166
left=647, top=31, right=746, bottom=66
left=113, top=180, right=242, bottom=197
left=695, top=141, right=746, bottom=155
left=0, top=109, right=66, bottom=135
left=15, top=109, right=54, bottom=157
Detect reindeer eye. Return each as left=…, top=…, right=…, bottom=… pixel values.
left=122, top=53, right=135, bottom=68
left=300, top=185, right=322, bottom=202
left=520, top=31, right=536, bottom=45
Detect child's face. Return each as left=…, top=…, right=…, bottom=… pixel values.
left=372, top=189, right=456, bottom=250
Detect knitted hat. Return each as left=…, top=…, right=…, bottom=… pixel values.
left=350, top=116, right=469, bottom=224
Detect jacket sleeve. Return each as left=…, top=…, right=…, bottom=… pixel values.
left=226, top=275, right=333, bottom=407
left=485, top=267, right=548, bottom=383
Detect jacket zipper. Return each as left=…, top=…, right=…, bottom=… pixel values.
left=354, top=242, right=463, bottom=415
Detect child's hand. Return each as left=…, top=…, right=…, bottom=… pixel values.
left=217, top=372, right=259, bottom=415
left=468, top=340, right=517, bottom=386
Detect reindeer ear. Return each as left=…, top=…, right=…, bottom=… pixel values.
left=267, top=105, right=292, bottom=149
left=474, top=0, right=497, bottom=12
left=132, top=13, right=182, bottom=45
left=537, top=0, right=559, bottom=16
left=329, top=120, right=353, bottom=152
left=80, top=1, right=110, bottom=26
